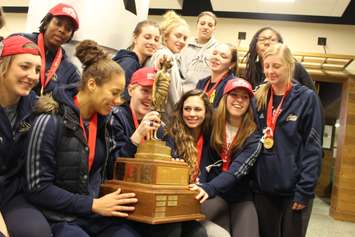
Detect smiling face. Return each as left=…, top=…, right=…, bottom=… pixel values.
left=44, top=16, right=74, bottom=49
left=182, top=95, right=206, bottom=130
left=208, top=43, right=234, bottom=74
left=128, top=85, right=153, bottom=119
left=90, top=73, right=125, bottom=116
left=165, top=25, right=189, bottom=54
left=196, top=15, right=216, bottom=43
left=133, top=25, right=160, bottom=59
left=263, top=53, right=290, bottom=88
left=226, top=88, right=250, bottom=120
left=3, top=54, right=41, bottom=97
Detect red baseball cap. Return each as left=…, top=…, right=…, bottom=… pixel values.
left=0, top=35, right=40, bottom=57
left=49, top=3, right=79, bottom=31
left=130, top=67, right=156, bottom=87
left=224, top=78, right=254, bottom=97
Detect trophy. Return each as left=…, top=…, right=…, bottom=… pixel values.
left=101, top=58, right=205, bottom=224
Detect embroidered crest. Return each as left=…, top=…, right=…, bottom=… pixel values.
left=286, top=114, right=298, bottom=122
left=18, top=121, right=32, bottom=133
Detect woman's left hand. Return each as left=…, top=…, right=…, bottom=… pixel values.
left=292, top=201, right=306, bottom=210
left=189, top=184, right=209, bottom=203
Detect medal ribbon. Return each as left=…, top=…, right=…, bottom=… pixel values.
left=191, top=135, right=204, bottom=182
left=130, top=106, right=145, bottom=144
left=74, top=96, right=98, bottom=172
left=220, top=124, right=238, bottom=171
left=38, top=33, right=62, bottom=95
left=266, top=83, right=292, bottom=137
left=203, top=72, right=228, bottom=101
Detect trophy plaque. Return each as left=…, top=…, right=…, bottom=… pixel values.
left=101, top=140, right=205, bottom=224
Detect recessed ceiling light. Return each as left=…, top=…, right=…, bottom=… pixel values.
left=261, top=0, right=295, bottom=2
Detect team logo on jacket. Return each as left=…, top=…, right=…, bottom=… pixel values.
left=286, top=114, right=298, bottom=122
left=18, top=122, right=32, bottom=133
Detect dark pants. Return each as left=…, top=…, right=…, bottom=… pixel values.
left=135, top=222, right=182, bottom=237
left=254, top=193, right=313, bottom=237
left=202, top=195, right=259, bottom=237
left=51, top=215, right=139, bottom=237
left=1, top=194, right=52, bottom=237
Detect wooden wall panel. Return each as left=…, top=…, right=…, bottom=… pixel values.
left=330, top=76, right=355, bottom=222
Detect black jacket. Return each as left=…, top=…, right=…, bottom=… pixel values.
left=26, top=85, right=110, bottom=221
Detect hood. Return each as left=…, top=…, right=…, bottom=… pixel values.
left=34, top=84, right=78, bottom=115
left=112, top=49, right=139, bottom=62
left=188, top=36, right=217, bottom=49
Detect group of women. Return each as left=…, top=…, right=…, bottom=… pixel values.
left=0, top=2, right=323, bottom=237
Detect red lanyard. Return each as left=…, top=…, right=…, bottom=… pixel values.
left=266, top=84, right=292, bottom=137
left=38, top=33, right=62, bottom=95
left=130, top=106, right=145, bottom=144
left=74, top=96, right=98, bottom=172
left=203, top=72, right=227, bottom=103
left=191, top=135, right=204, bottom=182
left=130, top=106, right=139, bottom=129
left=220, top=125, right=238, bottom=171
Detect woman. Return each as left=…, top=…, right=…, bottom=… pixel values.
left=17, top=3, right=81, bottom=96
left=196, top=43, right=238, bottom=108
left=254, top=43, right=322, bottom=237
left=190, top=79, right=261, bottom=237
left=179, top=11, right=218, bottom=92
left=25, top=40, right=140, bottom=237
left=112, top=20, right=160, bottom=100
left=243, top=27, right=315, bottom=90
left=146, top=10, right=189, bottom=113
left=0, top=35, right=51, bottom=237
left=167, top=89, right=231, bottom=237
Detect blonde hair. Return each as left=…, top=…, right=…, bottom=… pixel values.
left=255, top=43, right=295, bottom=110
left=210, top=94, right=256, bottom=153
left=160, top=11, right=189, bottom=45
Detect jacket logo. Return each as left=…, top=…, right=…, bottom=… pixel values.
left=18, top=122, right=32, bottom=133
left=286, top=114, right=298, bottom=122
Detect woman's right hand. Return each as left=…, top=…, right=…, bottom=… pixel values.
left=92, top=188, right=138, bottom=217
left=131, top=111, right=161, bottom=144
left=189, top=184, right=209, bottom=203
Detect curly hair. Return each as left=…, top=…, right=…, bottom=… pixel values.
left=167, top=89, right=213, bottom=182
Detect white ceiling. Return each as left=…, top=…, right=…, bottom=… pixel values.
left=149, top=0, right=351, bottom=17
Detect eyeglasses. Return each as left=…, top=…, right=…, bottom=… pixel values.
left=257, top=37, right=278, bottom=43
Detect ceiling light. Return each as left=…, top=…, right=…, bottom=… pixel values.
left=261, top=0, right=296, bottom=2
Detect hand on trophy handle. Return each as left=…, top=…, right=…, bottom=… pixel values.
left=155, top=54, right=173, bottom=70
left=131, top=111, right=161, bottom=145
left=189, top=184, right=209, bottom=203
left=92, top=188, right=138, bottom=217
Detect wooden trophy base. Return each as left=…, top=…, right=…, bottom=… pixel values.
left=101, top=140, right=205, bottom=224
left=101, top=180, right=205, bottom=224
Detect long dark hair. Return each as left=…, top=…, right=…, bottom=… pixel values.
left=243, top=27, right=283, bottom=88
left=167, top=89, right=213, bottom=181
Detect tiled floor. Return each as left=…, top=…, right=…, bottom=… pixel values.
left=307, top=198, right=355, bottom=237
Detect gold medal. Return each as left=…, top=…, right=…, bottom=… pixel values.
left=263, top=137, right=274, bottom=149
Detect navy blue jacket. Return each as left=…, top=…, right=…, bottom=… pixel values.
left=0, top=92, right=37, bottom=206
left=254, top=83, right=323, bottom=204
left=200, top=132, right=262, bottom=202
left=109, top=103, right=169, bottom=161
left=196, top=71, right=235, bottom=108
left=112, top=50, right=141, bottom=100
left=17, top=33, right=81, bottom=96
left=25, top=85, right=110, bottom=217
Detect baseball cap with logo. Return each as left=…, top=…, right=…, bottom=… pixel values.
left=49, top=3, right=79, bottom=31
left=224, top=78, right=254, bottom=97
left=0, top=35, right=40, bottom=58
left=130, top=67, right=156, bottom=87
